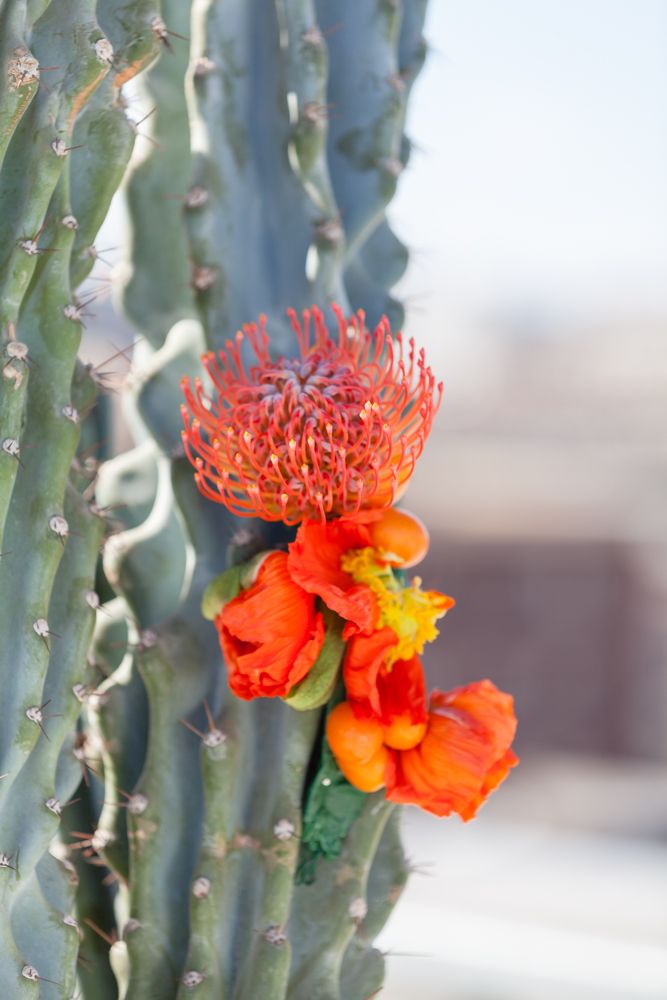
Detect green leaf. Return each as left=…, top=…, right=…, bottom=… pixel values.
left=201, top=551, right=278, bottom=620
left=201, top=565, right=242, bottom=620
left=297, top=733, right=366, bottom=884
left=285, top=610, right=345, bottom=711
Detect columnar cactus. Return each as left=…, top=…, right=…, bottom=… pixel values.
left=0, top=2, right=157, bottom=994
left=1, top=3, right=518, bottom=999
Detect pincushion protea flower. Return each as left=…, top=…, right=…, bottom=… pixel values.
left=180, top=305, right=442, bottom=525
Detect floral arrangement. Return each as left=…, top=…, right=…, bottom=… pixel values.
left=181, top=304, right=518, bottom=870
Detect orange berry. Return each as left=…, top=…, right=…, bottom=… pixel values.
left=337, top=746, right=390, bottom=793
left=326, top=702, right=384, bottom=765
left=369, top=507, right=430, bottom=569
left=382, top=715, right=427, bottom=751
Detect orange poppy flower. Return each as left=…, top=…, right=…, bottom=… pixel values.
left=343, top=627, right=399, bottom=718
left=343, top=630, right=428, bottom=729
left=217, top=552, right=325, bottom=700
left=375, top=656, right=429, bottom=747
left=386, top=680, right=518, bottom=820
left=287, top=518, right=377, bottom=634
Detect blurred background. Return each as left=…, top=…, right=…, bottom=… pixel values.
left=85, top=1, right=667, bottom=997
left=379, top=2, right=667, bottom=997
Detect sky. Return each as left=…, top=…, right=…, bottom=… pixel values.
left=390, top=0, right=667, bottom=331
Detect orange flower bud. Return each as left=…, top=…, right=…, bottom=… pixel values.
left=382, top=714, right=427, bottom=751
left=368, top=507, right=430, bottom=568
left=326, top=701, right=384, bottom=764
left=336, top=746, right=391, bottom=793
left=326, top=702, right=392, bottom=793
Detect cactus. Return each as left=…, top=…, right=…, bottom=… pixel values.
left=0, top=2, right=156, bottom=994
left=1, top=3, right=520, bottom=999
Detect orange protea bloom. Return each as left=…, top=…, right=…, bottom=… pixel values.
left=216, top=552, right=325, bottom=700
left=287, top=518, right=377, bottom=634
left=386, top=680, right=519, bottom=820
left=180, top=305, right=442, bottom=525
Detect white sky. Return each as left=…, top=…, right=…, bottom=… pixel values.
left=391, top=0, right=667, bottom=328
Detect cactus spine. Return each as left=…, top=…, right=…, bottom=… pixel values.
left=0, top=1, right=429, bottom=996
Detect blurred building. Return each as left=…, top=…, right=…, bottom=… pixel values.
left=406, top=314, right=667, bottom=764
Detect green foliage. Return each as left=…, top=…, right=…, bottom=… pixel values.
left=286, top=610, right=345, bottom=712
left=298, top=739, right=366, bottom=883
left=201, top=564, right=243, bottom=620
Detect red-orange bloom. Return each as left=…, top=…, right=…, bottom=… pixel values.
left=386, top=680, right=518, bottom=820
left=216, top=552, right=325, bottom=700
left=377, top=654, right=428, bottom=730
left=180, top=305, right=442, bottom=525
left=343, top=629, right=428, bottom=727
left=287, top=518, right=377, bottom=634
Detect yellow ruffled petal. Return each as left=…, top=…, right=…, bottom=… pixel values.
left=340, top=547, right=454, bottom=664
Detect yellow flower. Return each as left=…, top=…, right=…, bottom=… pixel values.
left=340, top=548, right=454, bottom=665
